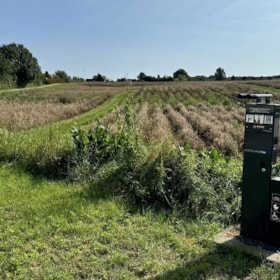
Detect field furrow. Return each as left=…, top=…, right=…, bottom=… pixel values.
left=163, top=104, right=205, bottom=149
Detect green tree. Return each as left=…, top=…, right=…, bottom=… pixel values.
left=0, top=43, right=41, bottom=87
left=0, top=54, right=11, bottom=76
left=137, top=72, right=146, bottom=81
left=55, top=70, right=70, bottom=82
left=214, top=67, right=226, bottom=81
left=93, top=73, right=106, bottom=81
left=173, top=68, right=189, bottom=81
left=0, top=54, right=15, bottom=88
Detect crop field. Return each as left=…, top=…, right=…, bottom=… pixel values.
left=0, top=83, right=126, bottom=130
left=1, top=81, right=280, bottom=279
left=100, top=81, right=278, bottom=155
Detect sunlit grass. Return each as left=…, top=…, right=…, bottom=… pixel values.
left=0, top=164, right=220, bottom=279
left=1, top=163, right=279, bottom=279
left=2, top=81, right=280, bottom=278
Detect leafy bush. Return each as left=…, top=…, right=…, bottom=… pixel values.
left=69, top=103, right=242, bottom=225
left=119, top=146, right=241, bottom=225
left=68, top=103, right=142, bottom=182
left=68, top=125, right=126, bottom=182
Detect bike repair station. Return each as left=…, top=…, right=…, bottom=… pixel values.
left=238, top=93, right=280, bottom=247
left=215, top=93, right=280, bottom=260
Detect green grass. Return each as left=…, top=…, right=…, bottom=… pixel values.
left=0, top=164, right=213, bottom=279
left=247, top=82, right=280, bottom=99
left=0, top=83, right=70, bottom=102
left=3, top=81, right=280, bottom=279
left=0, top=163, right=280, bottom=279
left=0, top=163, right=272, bottom=279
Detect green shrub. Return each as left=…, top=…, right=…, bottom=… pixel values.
left=68, top=124, right=128, bottom=182
left=118, top=146, right=241, bottom=225
left=69, top=103, right=242, bottom=225
left=68, top=103, right=142, bottom=182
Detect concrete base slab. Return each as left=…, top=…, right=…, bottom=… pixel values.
left=214, top=225, right=280, bottom=262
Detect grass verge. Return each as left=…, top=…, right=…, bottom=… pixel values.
left=1, top=163, right=279, bottom=279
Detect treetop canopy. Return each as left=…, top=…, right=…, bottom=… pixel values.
left=0, top=43, right=41, bottom=88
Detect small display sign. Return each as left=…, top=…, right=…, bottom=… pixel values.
left=245, top=104, right=275, bottom=132
left=246, top=114, right=273, bottom=125
left=245, top=114, right=274, bottom=132
left=271, top=193, right=280, bottom=222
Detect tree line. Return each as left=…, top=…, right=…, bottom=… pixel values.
left=88, top=68, right=226, bottom=82
left=1, top=42, right=280, bottom=89
left=96, top=67, right=280, bottom=83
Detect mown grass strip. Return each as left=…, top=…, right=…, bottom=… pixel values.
left=61, top=90, right=129, bottom=129
left=0, top=90, right=130, bottom=167
left=0, top=83, right=63, bottom=94
left=27, top=89, right=130, bottom=136
left=250, top=84, right=280, bottom=95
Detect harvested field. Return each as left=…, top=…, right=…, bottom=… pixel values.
left=0, top=83, right=126, bottom=130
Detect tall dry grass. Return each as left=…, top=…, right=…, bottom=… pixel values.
left=164, top=104, right=205, bottom=149
left=0, top=83, right=125, bottom=130
left=0, top=101, right=91, bottom=130
left=136, top=103, right=173, bottom=144
left=176, top=103, right=242, bottom=154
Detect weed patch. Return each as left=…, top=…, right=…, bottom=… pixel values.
left=69, top=104, right=242, bottom=225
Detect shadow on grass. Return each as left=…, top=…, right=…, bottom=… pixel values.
left=82, top=164, right=122, bottom=201
left=4, top=163, right=274, bottom=279
left=152, top=245, right=264, bottom=280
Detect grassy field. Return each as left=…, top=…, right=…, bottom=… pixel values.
left=0, top=163, right=277, bottom=280
left=0, top=83, right=126, bottom=130
left=1, top=81, right=280, bottom=279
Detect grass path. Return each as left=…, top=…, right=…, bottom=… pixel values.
left=22, top=89, right=130, bottom=135
left=0, top=83, right=61, bottom=93
left=0, top=90, right=130, bottom=164
left=250, top=83, right=280, bottom=96
left=60, top=89, right=130, bottom=130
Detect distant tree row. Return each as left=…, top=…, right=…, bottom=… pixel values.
left=133, top=68, right=226, bottom=82
left=89, top=68, right=225, bottom=83
left=113, top=69, right=190, bottom=82
left=99, top=68, right=226, bottom=82
left=113, top=68, right=280, bottom=82
left=2, top=43, right=280, bottom=90
left=86, top=73, right=107, bottom=82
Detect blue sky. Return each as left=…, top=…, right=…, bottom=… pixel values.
left=2, top=0, right=280, bottom=80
